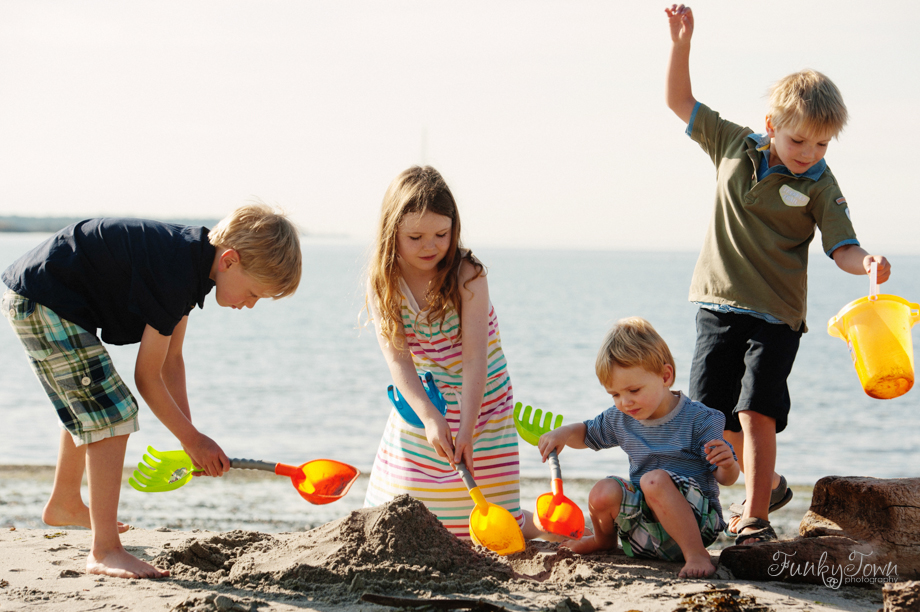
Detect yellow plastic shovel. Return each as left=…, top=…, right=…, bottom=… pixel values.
left=455, top=463, right=525, bottom=555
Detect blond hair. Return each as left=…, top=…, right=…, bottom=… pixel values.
left=368, top=166, right=483, bottom=348
left=209, top=202, right=301, bottom=298
left=596, top=317, right=675, bottom=386
left=768, top=69, right=847, bottom=137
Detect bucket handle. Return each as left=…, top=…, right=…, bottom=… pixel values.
left=869, top=261, right=878, bottom=302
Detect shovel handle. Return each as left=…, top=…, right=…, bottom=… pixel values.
left=869, top=261, right=878, bottom=301
left=229, top=458, right=277, bottom=473
left=548, top=449, right=563, bottom=481
left=455, top=462, right=477, bottom=491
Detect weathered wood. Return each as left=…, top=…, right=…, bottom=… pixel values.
left=720, top=476, right=920, bottom=588
left=882, top=581, right=920, bottom=612
left=360, top=593, right=508, bottom=611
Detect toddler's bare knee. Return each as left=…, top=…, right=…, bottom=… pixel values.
left=588, top=478, right=625, bottom=512
left=639, top=469, right=671, bottom=492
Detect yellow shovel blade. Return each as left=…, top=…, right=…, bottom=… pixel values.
left=468, top=487, right=525, bottom=555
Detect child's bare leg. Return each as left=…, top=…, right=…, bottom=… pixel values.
left=522, top=509, right=562, bottom=541
left=43, top=430, right=130, bottom=533
left=734, top=411, right=778, bottom=543
left=84, top=434, right=168, bottom=579
left=640, top=470, right=715, bottom=578
left=563, top=479, right=622, bottom=554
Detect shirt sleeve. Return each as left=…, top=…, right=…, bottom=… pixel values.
left=811, top=181, right=860, bottom=257
left=688, top=103, right=753, bottom=168
left=583, top=408, right=621, bottom=451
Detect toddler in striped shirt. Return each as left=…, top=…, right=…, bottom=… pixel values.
left=538, top=317, right=739, bottom=578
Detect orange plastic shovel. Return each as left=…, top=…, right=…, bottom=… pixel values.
left=130, top=447, right=360, bottom=505
left=513, top=402, right=585, bottom=540
left=268, top=459, right=361, bottom=505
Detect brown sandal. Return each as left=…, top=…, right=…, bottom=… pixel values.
left=733, top=517, right=777, bottom=546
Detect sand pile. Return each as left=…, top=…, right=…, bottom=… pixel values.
left=156, top=495, right=511, bottom=596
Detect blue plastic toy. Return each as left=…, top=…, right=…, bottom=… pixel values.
left=387, top=371, right=447, bottom=427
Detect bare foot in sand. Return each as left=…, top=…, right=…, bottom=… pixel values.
left=43, top=502, right=131, bottom=533
left=87, top=548, right=169, bottom=579
left=560, top=534, right=616, bottom=554
left=678, top=553, right=717, bottom=578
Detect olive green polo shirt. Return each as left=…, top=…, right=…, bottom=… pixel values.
left=687, top=103, right=858, bottom=332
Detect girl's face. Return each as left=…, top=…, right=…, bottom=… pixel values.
left=396, top=210, right=453, bottom=275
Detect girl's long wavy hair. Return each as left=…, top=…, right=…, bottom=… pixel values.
left=368, top=166, right=483, bottom=349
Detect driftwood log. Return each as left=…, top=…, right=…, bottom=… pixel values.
left=882, top=581, right=920, bottom=612
left=720, top=476, right=920, bottom=588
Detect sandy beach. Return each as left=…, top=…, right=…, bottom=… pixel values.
left=0, top=493, right=886, bottom=612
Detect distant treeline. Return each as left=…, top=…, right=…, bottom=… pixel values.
left=0, top=215, right=220, bottom=233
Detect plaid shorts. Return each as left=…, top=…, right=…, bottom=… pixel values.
left=610, top=471, right=724, bottom=561
left=2, top=290, right=139, bottom=446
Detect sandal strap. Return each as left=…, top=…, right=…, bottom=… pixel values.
left=728, top=475, right=791, bottom=517
left=734, top=517, right=771, bottom=532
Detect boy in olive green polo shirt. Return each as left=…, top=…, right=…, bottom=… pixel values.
left=664, top=4, right=892, bottom=546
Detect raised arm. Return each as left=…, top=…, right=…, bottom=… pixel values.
left=665, top=4, right=697, bottom=124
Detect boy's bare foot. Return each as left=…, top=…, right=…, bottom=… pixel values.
left=678, top=552, right=717, bottom=578
left=560, top=534, right=615, bottom=554
left=43, top=502, right=131, bottom=533
left=86, top=548, right=169, bottom=579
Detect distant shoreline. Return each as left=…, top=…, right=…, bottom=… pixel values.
left=0, top=215, right=220, bottom=234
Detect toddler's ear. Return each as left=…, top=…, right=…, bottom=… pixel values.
left=765, top=115, right=776, bottom=137
left=661, top=363, right=675, bottom=387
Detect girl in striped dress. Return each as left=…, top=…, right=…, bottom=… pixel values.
left=364, top=165, right=543, bottom=540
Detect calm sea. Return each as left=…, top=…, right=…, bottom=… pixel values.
left=0, top=232, right=918, bottom=531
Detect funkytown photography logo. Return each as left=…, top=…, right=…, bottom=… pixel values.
left=768, top=549, right=898, bottom=589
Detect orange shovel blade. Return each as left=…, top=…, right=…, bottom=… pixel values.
left=535, top=480, right=585, bottom=540
left=275, top=459, right=360, bottom=505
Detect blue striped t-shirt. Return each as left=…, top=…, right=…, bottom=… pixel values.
left=583, top=392, right=730, bottom=519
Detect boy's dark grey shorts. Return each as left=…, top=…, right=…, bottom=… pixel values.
left=689, top=308, right=802, bottom=433
left=2, top=290, right=139, bottom=446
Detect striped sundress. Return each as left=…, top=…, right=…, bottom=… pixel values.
left=364, top=276, right=525, bottom=538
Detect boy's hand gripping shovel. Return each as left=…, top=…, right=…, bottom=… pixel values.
left=129, top=447, right=360, bottom=505
left=388, top=373, right=525, bottom=555
left=513, top=402, right=585, bottom=540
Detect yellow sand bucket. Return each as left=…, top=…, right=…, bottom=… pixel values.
left=828, top=286, right=920, bottom=399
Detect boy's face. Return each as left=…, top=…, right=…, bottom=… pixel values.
left=766, top=117, right=835, bottom=175
left=603, top=364, right=676, bottom=421
left=213, top=249, right=273, bottom=309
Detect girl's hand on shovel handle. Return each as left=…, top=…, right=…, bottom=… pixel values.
left=422, top=412, right=455, bottom=464
left=453, top=424, right=476, bottom=478
left=183, top=433, right=230, bottom=477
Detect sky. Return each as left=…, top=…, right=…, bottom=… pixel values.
left=1, top=1, right=918, bottom=254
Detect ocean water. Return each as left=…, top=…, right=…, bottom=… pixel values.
left=0, top=232, right=918, bottom=532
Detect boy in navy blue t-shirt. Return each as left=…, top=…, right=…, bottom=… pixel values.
left=2, top=203, right=301, bottom=579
